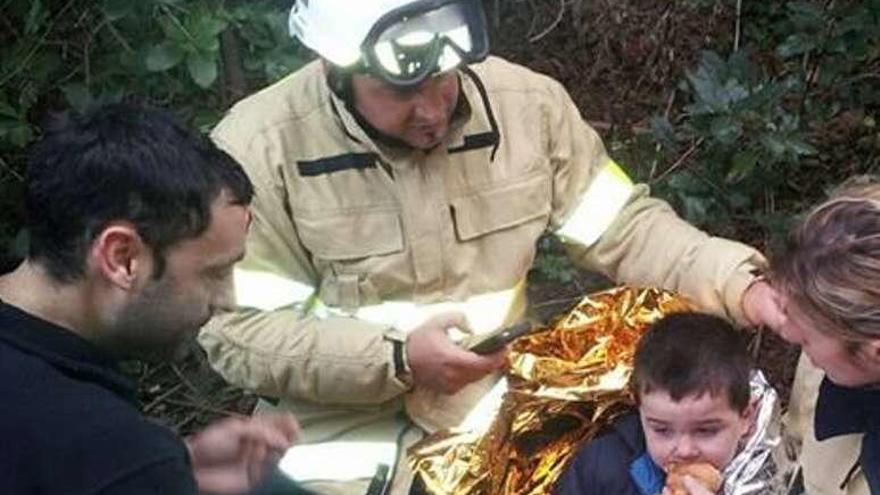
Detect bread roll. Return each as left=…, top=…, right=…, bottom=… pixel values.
left=664, top=462, right=722, bottom=495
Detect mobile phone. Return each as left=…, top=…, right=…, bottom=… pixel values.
left=466, top=321, right=534, bottom=355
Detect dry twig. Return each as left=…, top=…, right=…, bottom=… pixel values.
left=170, top=363, right=204, bottom=399
left=0, top=156, right=24, bottom=183
left=652, top=137, right=705, bottom=184
left=0, top=0, right=77, bottom=88
left=529, top=0, right=568, bottom=43
left=166, top=397, right=248, bottom=420
left=143, top=383, right=184, bottom=414
left=734, top=0, right=743, bottom=52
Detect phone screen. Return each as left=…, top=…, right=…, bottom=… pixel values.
left=467, top=322, right=533, bottom=354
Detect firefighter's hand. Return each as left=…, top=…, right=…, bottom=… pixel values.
left=406, top=312, right=508, bottom=395
left=185, top=413, right=300, bottom=495
left=742, top=278, right=787, bottom=334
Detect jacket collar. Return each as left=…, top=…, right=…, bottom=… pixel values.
left=325, top=64, right=500, bottom=166
left=815, top=377, right=880, bottom=440
left=612, top=413, right=667, bottom=495
left=815, top=377, right=880, bottom=492
left=0, top=299, right=137, bottom=406
left=630, top=453, right=665, bottom=495
left=612, top=412, right=647, bottom=452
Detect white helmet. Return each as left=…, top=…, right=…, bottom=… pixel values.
left=289, top=0, right=489, bottom=88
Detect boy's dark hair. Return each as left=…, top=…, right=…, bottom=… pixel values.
left=631, top=312, right=752, bottom=412
left=25, top=103, right=254, bottom=283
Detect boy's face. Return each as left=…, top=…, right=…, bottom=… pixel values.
left=639, top=388, right=753, bottom=470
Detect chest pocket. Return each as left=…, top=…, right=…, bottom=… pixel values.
left=294, top=208, right=403, bottom=310
left=450, top=171, right=551, bottom=241
left=296, top=208, right=403, bottom=259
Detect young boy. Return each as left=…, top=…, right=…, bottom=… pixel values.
left=555, top=312, right=778, bottom=495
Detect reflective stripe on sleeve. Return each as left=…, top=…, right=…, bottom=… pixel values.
left=233, top=268, right=315, bottom=311
left=557, top=160, right=634, bottom=247
left=458, top=377, right=509, bottom=432
left=278, top=441, right=397, bottom=483
left=353, top=280, right=524, bottom=334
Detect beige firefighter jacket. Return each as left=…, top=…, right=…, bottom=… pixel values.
left=782, top=354, right=869, bottom=495
left=199, top=56, right=765, bottom=493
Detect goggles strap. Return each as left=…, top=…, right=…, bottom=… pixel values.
left=460, top=65, right=500, bottom=161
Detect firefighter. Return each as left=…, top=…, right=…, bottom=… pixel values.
left=199, top=1, right=781, bottom=493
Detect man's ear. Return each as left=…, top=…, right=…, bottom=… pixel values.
left=90, top=222, right=150, bottom=290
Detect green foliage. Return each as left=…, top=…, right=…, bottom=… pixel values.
left=650, top=1, right=880, bottom=244
left=0, top=0, right=308, bottom=261
left=0, top=0, right=306, bottom=153
left=1, top=0, right=878, bottom=268
left=650, top=50, right=812, bottom=236
left=531, top=234, right=579, bottom=284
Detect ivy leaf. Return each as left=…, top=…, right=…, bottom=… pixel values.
left=187, top=52, right=217, bottom=88
left=650, top=115, right=680, bottom=152
left=262, top=47, right=306, bottom=82
left=777, top=33, right=817, bottom=58
left=61, top=83, right=93, bottom=114
left=146, top=42, right=184, bottom=72
left=0, top=99, right=18, bottom=119
left=681, top=194, right=711, bottom=225
left=158, top=16, right=188, bottom=46
left=192, top=108, right=223, bottom=133
left=710, top=116, right=743, bottom=145
left=788, top=138, right=818, bottom=156
left=0, top=118, right=35, bottom=148
left=786, top=2, right=825, bottom=31
left=760, top=134, right=788, bottom=158
left=25, top=0, right=48, bottom=35
left=10, top=229, right=29, bottom=260
left=687, top=51, right=735, bottom=113
left=727, top=151, right=758, bottom=183
left=103, top=0, right=134, bottom=22
left=188, top=13, right=227, bottom=53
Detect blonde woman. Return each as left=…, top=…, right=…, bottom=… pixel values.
left=771, top=177, right=880, bottom=495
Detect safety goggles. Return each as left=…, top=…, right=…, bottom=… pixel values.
left=361, top=0, right=489, bottom=88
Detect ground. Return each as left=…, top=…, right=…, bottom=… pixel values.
left=138, top=0, right=800, bottom=437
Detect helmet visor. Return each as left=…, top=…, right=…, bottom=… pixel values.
left=362, top=0, right=489, bottom=88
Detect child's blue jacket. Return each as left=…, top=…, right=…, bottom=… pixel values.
left=554, top=413, right=665, bottom=495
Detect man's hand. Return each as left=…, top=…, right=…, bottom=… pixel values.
left=406, top=312, right=508, bottom=395
left=741, top=278, right=786, bottom=332
left=185, top=413, right=300, bottom=495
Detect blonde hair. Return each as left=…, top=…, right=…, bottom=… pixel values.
left=772, top=176, right=880, bottom=340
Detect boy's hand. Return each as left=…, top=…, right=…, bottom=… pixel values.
left=683, top=474, right=719, bottom=494
left=659, top=475, right=720, bottom=495
left=661, top=475, right=716, bottom=495
left=185, top=413, right=300, bottom=495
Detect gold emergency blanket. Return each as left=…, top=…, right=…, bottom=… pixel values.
left=408, top=286, right=693, bottom=495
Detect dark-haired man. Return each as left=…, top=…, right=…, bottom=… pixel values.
left=0, top=104, right=299, bottom=494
